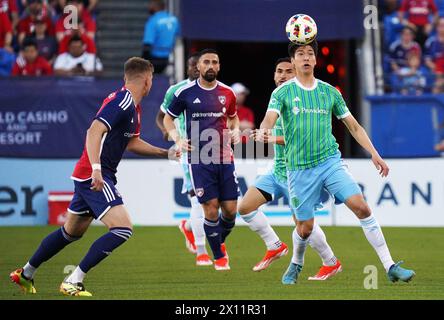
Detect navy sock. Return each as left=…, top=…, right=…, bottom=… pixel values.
left=29, top=227, right=81, bottom=268
left=79, top=227, right=132, bottom=273
left=220, top=214, right=236, bottom=244
left=204, top=218, right=224, bottom=260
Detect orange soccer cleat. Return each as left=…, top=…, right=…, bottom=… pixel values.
left=178, top=219, right=196, bottom=254
left=253, top=243, right=288, bottom=272
left=214, top=256, right=230, bottom=271
left=308, top=260, right=342, bottom=281
left=196, top=253, right=213, bottom=266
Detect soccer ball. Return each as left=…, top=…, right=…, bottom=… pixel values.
left=285, top=14, right=317, bottom=45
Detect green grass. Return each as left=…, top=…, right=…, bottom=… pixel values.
left=1, top=226, right=443, bottom=300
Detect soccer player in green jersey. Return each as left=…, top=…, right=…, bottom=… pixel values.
left=239, top=58, right=342, bottom=280
left=156, top=52, right=213, bottom=266
left=260, top=40, right=415, bottom=285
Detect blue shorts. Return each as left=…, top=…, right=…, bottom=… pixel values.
left=254, top=172, right=332, bottom=209
left=254, top=173, right=289, bottom=200
left=68, top=176, right=124, bottom=220
left=189, top=163, right=240, bottom=204
left=287, top=152, right=362, bottom=221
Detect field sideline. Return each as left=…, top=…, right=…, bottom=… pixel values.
left=1, top=226, right=443, bottom=300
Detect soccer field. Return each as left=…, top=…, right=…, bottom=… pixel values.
left=1, top=226, right=443, bottom=300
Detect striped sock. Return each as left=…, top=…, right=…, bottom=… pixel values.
left=78, top=227, right=132, bottom=274
left=204, top=218, right=223, bottom=260
left=25, top=227, right=81, bottom=279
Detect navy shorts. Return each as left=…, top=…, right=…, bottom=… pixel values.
left=68, top=176, right=124, bottom=220
left=189, top=163, right=240, bottom=204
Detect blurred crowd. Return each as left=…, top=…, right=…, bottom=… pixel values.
left=0, top=0, right=102, bottom=77
left=382, top=0, right=444, bottom=94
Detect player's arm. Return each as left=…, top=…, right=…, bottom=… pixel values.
left=163, top=113, right=193, bottom=151
left=341, top=114, right=389, bottom=177
left=86, top=120, right=108, bottom=192
left=126, top=137, right=180, bottom=160
left=227, top=114, right=241, bottom=144
left=155, top=110, right=169, bottom=141
left=255, top=111, right=279, bottom=142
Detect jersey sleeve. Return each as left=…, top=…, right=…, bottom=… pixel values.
left=167, top=93, right=186, bottom=118
left=160, top=85, right=176, bottom=113
left=95, top=95, right=130, bottom=131
left=266, top=88, right=284, bottom=116
left=331, top=87, right=350, bottom=119
left=227, top=91, right=237, bottom=118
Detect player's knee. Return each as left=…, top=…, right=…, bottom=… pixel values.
left=353, top=202, right=372, bottom=219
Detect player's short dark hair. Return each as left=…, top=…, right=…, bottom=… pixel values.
left=69, top=35, right=84, bottom=45
left=188, top=51, right=201, bottom=60
left=275, top=57, right=291, bottom=68
left=198, top=48, right=219, bottom=59
left=22, top=38, right=38, bottom=50
left=124, top=57, right=154, bottom=79
left=288, top=40, right=318, bottom=58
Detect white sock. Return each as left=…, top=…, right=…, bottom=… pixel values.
left=22, top=262, right=37, bottom=280
left=65, top=266, right=86, bottom=284
left=291, top=228, right=308, bottom=266
left=190, top=196, right=207, bottom=255
left=360, top=215, right=395, bottom=272
left=308, top=223, right=337, bottom=266
left=241, top=210, right=281, bottom=250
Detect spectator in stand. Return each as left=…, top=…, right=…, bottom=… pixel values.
left=142, top=0, right=180, bottom=73
left=425, top=17, right=444, bottom=92
left=31, top=17, right=57, bottom=63
left=1, top=0, right=19, bottom=31
left=398, top=0, right=439, bottom=47
left=231, top=82, right=255, bottom=133
left=0, top=46, right=14, bottom=75
left=53, top=35, right=102, bottom=76
left=396, top=52, right=427, bottom=95
left=383, top=0, right=404, bottom=49
left=17, top=0, right=54, bottom=45
left=58, top=17, right=95, bottom=54
left=55, top=0, right=96, bottom=42
left=389, top=26, right=422, bottom=73
left=0, top=9, right=12, bottom=52
left=11, top=37, right=52, bottom=75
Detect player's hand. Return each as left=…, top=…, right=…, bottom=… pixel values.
left=90, top=169, right=104, bottom=191
left=168, top=145, right=181, bottom=161
left=372, top=154, right=389, bottom=177
left=230, top=128, right=241, bottom=145
left=250, top=129, right=273, bottom=143
left=177, top=138, right=194, bottom=152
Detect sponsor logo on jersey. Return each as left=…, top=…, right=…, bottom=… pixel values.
left=193, top=98, right=201, bottom=104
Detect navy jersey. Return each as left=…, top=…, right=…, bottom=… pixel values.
left=72, top=87, right=141, bottom=183
left=167, top=79, right=237, bottom=164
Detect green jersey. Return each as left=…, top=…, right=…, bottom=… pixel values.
left=267, top=78, right=350, bottom=170
left=272, top=118, right=287, bottom=182
left=161, top=79, right=190, bottom=137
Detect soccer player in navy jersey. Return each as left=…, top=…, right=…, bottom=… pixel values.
left=10, top=57, right=180, bottom=296
left=164, top=49, right=241, bottom=271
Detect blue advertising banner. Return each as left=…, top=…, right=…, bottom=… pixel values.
left=0, top=158, right=75, bottom=225
left=0, top=77, right=173, bottom=158
left=367, top=94, right=444, bottom=157
left=180, top=0, right=364, bottom=42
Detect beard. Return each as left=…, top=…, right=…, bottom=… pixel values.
left=202, top=70, right=217, bottom=82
